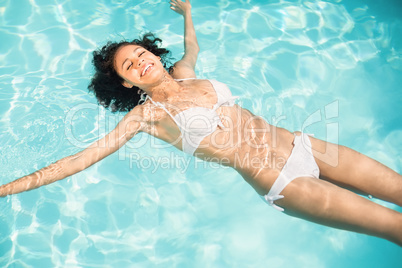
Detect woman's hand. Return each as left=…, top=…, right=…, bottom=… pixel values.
left=170, top=0, right=191, bottom=16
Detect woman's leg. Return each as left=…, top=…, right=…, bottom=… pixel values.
left=309, top=137, right=402, bottom=206
left=275, top=176, right=402, bottom=246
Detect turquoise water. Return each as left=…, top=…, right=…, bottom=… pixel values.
left=1, top=0, right=401, bottom=267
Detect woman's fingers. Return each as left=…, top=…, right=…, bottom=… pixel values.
left=170, top=0, right=180, bottom=6
left=170, top=0, right=184, bottom=14
left=169, top=0, right=191, bottom=15
left=170, top=0, right=178, bottom=8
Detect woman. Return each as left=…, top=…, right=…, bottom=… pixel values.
left=1, top=0, right=401, bottom=246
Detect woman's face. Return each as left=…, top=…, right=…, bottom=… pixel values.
left=114, top=44, right=165, bottom=89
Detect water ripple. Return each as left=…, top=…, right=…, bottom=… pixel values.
left=0, top=0, right=401, bottom=266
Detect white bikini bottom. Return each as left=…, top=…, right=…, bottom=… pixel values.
left=260, top=133, right=320, bottom=212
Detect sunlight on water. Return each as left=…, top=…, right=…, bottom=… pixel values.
left=0, top=0, right=401, bottom=267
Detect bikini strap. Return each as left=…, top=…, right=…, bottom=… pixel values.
left=145, top=95, right=182, bottom=127
left=174, top=77, right=196, bottom=82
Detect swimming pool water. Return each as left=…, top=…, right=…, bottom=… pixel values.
left=0, top=0, right=401, bottom=267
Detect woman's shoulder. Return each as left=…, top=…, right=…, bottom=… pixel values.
left=128, top=100, right=172, bottom=128
left=169, top=62, right=197, bottom=80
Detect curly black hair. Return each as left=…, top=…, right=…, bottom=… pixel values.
left=88, top=33, right=173, bottom=113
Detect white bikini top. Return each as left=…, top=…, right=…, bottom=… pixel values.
left=146, top=78, right=239, bottom=155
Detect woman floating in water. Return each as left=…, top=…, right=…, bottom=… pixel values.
left=1, top=0, right=401, bottom=246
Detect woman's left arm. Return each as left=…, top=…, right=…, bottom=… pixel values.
left=170, top=0, right=200, bottom=79
left=0, top=108, right=144, bottom=197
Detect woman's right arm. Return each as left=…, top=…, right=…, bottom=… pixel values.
left=0, top=108, right=144, bottom=197
left=169, top=0, right=200, bottom=79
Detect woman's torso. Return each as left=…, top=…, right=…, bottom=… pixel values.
left=139, top=78, right=295, bottom=194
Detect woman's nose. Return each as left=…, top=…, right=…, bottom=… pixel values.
left=137, top=58, right=144, bottom=66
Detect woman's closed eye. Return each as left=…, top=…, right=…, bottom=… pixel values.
left=127, top=51, right=146, bottom=70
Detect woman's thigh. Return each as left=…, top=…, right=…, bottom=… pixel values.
left=274, top=176, right=402, bottom=245
left=309, top=137, right=402, bottom=206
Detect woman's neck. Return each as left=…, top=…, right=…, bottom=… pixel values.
left=143, top=70, right=183, bottom=101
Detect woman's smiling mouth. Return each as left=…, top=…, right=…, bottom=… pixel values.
left=141, top=63, right=154, bottom=76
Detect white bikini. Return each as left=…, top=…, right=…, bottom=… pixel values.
left=146, top=78, right=320, bottom=212
left=145, top=78, right=239, bottom=155
left=260, top=133, right=320, bottom=212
